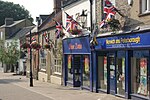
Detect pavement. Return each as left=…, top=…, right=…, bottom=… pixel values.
left=0, top=72, right=127, bottom=100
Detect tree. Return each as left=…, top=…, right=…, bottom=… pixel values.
left=0, top=0, right=33, bottom=26
left=0, top=40, right=20, bottom=72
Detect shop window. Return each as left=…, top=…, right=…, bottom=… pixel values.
left=116, top=51, right=125, bottom=95
left=67, top=55, right=73, bottom=82
left=83, top=55, right=90, bottom=87
left=131, top=50, right=149, bottom=97
left=54, top=58, right=62, bottom=75
left=98, top=56, right=107, bottom=90
left=141, top=0, right=150, bottom=14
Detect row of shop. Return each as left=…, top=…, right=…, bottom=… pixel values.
left=62, top=31, right=150, bottom=100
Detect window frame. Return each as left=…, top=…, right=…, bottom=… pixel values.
left=139, top=0, right=150, bottom=16
left=40, top=58, right=46, bottom=71
left=53, top=58, right=62, bottom=75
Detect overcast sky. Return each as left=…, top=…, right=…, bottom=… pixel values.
left=2, top=0, right=54, bottom=23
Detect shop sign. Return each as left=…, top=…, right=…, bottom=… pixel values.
left=96, top=32, right=150, bottom=49
left=63, top=36, right=90, bottom=54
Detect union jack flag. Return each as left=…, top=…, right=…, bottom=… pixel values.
left=66, top=14, right=73, bottom=32
left=104, top=0, right=116, bottom=21
left=99, top=0, right=117, bottom=28
left=55, top=21, right=63, bottom=39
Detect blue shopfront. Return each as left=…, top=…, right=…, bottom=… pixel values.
left=63, top=36, right=92, bottom=91
left=93, top=31, right=150, bottom=100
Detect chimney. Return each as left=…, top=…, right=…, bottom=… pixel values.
left=5, top=18, right=14, bottom=26
left=53, top=0, right=61, bottom=14
left=36, top=17, right=40, bottom=26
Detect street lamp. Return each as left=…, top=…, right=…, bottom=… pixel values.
left=80, top=10, right=87, bottom=28
left=89, top=0, right=93, bottom=33
left=29, top=30, right=33, bottom=87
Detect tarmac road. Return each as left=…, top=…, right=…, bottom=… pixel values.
left=0, top=78, right=53, bottom=100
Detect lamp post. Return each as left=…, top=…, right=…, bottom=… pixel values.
left=89, top=0, right=93, bottom=33
left=29, top=30, right=33, bottom=87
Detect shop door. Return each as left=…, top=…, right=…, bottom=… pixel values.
left=73, top=55, right=81, bottom=87
left=108, top=53, right=116, bottom=95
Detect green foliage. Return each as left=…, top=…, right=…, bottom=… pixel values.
left=107, top=19, right=121, bottom=32
left=0, top=40, right=20, bottom=65
left=0, top=0, right=33, bottom=26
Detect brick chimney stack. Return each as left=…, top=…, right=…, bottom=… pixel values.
left=53, top=0, right=61, bottom=14
left=5, top=18, right=14, bottom=26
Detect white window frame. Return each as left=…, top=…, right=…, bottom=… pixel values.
left=141, top=0, right=150, bottom=14
left=53, top=58, right=62, bottom=75
left=40, top=58, right=46, bottom=71
left=0, top=32, right=3, bottom=40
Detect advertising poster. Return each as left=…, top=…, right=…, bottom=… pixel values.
left=85, top=56, right=89, bottom=72
left=104, top=57, right=107, bottom=85
left=137, top=58, right=147, bottom=95
left=68, top=55, right=71, bottom=69
left=104, top=57, right=107, bottom=70
left=138, top=76, right=147, bottom=95
left=122, top=58, right=125, bottom=89
left=140, top=58, right=147, bottom=76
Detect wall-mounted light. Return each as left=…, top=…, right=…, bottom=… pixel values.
left=79, top=10, right=87, bottom=28
left=128, top=0, right=133, bottom=6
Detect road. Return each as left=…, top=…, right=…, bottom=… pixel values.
left=0, top=78, right=52, bottom=100
left=0, top=71, right=126, bottom=100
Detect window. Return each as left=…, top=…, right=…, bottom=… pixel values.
left=67, top=55, right=73, bottom=82
left=141, top=0, right=150, bottom=13
left=40, top=58, right=46, bottom=71
left=116, top=51, right=125, bottom=95
left=131, top=50, right=149, bottom=97
left=83, top=55, right=90, bottom=87
left=54, top=58, right=62, bottom=75
left=98, top=56, right=107, bottom=90
left=0, top=32, right=3, bottom=40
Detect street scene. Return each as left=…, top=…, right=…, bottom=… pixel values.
left=0, top=0, right=150, bottom=100
left=0, top=71, right=124, bottom=100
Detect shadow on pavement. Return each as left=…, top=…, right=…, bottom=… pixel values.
left=0, top=78, right=26, bottom=84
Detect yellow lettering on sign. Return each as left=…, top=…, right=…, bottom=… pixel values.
left=106, top=36, right=141, bottom=45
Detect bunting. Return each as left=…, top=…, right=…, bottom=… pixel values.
left=42, top=32, right=54, bottom=45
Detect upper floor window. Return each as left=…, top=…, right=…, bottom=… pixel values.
left=141, top=0, right=150, bottom=14
left=0, top=32, right=3, bottom=40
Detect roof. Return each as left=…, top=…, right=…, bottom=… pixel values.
left=0, top=19, right=25, bottom=28
left=38, top=12, right=55, bottom=30
left=62, top=0, right=81, bottom=8
left=39, top=15, right=50, bottom=21
left=25, top=26, right=38, bottom=36
left=38, top=11, right=62, bottom=32
left=10, top=26, right=35, bottom=39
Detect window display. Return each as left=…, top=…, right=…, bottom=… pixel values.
left=137, top=58, right=147, bottom=95
left=117, top=58, right=125, bottom=95
left=83, top=55, right=90, bottom=87
left=98, top=56, right=107, bottom=90
left=131, top=50, right=149, bottom=97
left=116, top=51, right=125, bottom=95
left=67, top=55, right=73, bottom=82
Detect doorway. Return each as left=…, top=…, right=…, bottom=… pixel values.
left=108, top=53, right=116, bottom=95
left=73, top=55, right=81, bottom=87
